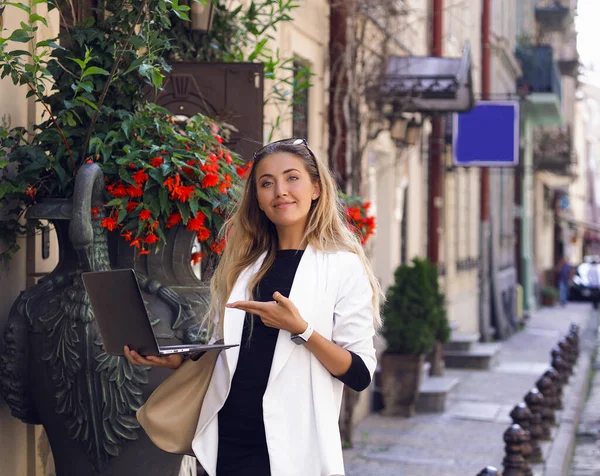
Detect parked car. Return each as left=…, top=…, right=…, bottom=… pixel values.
left=569, top=261, right=600, bottom=302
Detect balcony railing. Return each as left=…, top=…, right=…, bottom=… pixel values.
left=535, top=1, right=572, bottom=31
left=515, top=45, right=562, bottom=104
left=533, top=125, right=575, bottom=176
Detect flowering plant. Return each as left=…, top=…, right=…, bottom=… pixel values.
left=339, top=192, right=376, bottom=245
left=0, top=103, right=248, bottom=262
left=92, top=104, right=248, bottom=259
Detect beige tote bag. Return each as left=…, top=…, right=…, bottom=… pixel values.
left=136, top=346, right=223, bottom=455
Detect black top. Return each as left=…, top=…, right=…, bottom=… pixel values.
left=216, top=249, right=372, bottom=475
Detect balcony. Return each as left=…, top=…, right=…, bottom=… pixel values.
left=535, top=1, right=572, bottom=31
left=557, top=43, right=579, bottom=78
left=533, top=125, right=575, bottom=176
left=515, top=44, right=562, bottom=126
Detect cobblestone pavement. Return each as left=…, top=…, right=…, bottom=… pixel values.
left=570, top=345, right=600, bottom=476
left=343, top=303, right=594, bottom=476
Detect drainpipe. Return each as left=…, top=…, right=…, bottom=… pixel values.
left=329, top=0, right=348, bottom=191
left=427, top=0, right=443, bottom=264
left=478, top=0, right=493, bottom=341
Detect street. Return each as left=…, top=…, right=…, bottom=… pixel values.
left=344, top=303, right=597, bottom=476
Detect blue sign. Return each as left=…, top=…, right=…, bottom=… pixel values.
left=453, top=101, right=520, bottom=167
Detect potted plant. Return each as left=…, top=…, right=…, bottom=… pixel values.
left=0, top=2, right=246, bottom=475
left=380, top=258, right=439, bottom=417
left=541, top=286, right=559, bottom=307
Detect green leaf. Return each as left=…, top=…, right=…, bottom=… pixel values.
left=36, top=40, right=63, bottom=50
left=78, top=81, right=94, bottom=93
left=75, top=96, right=98, bottom=110
left=176, top=202, right=190, bottom=224
left=0, top=183, right=19, bottom=200
left=148, top=167, right=164, bottom=185
left=9, top=30, right=33, bottom=43
left=0, top=160, right=9, bottom=169
left=117, top=206, right=127, bottom=224
left=81, top=66, right=110, bottom=78
left=106, top=198, right=123, bottom=207
left=118, top=169, right=138, bottom=187
left=29, top=13, right=48, bottom=26
left=173, top=9, right=190, bottom=21
left=4, top=2, right=31, bottom=14
left=158, top=187, right=170, bottom=215
left=189, top=198, right=199, bottom=217
left=7, top=49, right=32, bottom=57
left=67, top=57, right=86, bottom=69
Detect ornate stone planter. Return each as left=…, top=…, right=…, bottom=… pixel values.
left=0, top=164, right=209, bottom=475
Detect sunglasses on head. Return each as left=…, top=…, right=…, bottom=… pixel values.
left=252, top=138, right=318, bottom=167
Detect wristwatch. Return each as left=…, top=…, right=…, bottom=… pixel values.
left=291, top=322, right=313, bottom=345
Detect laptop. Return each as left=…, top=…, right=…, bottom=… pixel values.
left=81, top=268, right=237, bottom=356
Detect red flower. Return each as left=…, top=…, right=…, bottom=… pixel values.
left=150, top=156, right=163, bottom=167
left=185, top=145, right=191, bottom=151
left=100, top=217, right=119, bottom=231
left=132, top=169, right=149, bottom=185
left=183, top=160, right=196, bottom=176
left=129, top=163, right=137, bottom=170
left=201, top=162, right=219, bottom=174
left=191, top=251, right=204, bottom=265
left=196, top=227, right=211, bottom=242
left=174, top=185, right=195, bottom=202
left=210, top=238, right=226, bottom=256
left=201, top=173, right=219, bottom=189
left=121, top=230, right=132, bottom=241
left=91, top=206, right=100, bottom=218
left=138, top=248, right=151, bottom=256
left=108, top=183, right=128, bottom=198
left=208, top=153, right=218, bottom=163
left=165, top=212, right=182, bottom=228
left=215, top=135, right=224, bottom=144
left=129, top=238, right=142, bottom=249
left=163, top=174, right=180, bottom=193
left=224, top=153, right=233, bottom=165
left=161, top=150, right=168, bottom=155
left=126, top=185, right=144, bottom=198
left=186, top=213, right=207, bottom=232
left=144, top=233, right=159, bottom=244
left=139, top=209, right=152, bottom=221
left=347, top=207, right=362, bottom=222
left=219, top=174, right=233, bottom=194
left=125, top=201, right=138, bottom=213
left=236, top=161, right=252, bottom=178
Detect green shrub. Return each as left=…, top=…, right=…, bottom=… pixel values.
left=382, top=258, right=449, bottom=354
left=541, top=286, right=559, bottom=299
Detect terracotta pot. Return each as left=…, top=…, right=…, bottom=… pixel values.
left=380, top=353, right=425, bottom=417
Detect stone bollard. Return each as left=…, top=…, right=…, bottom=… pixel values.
left=558, top=338, right=575, bottom=374
left=566, top=331, right=580, bottom=360
left=551, top=347, right=570, bottom=385
left=543, top=367, right=563, bottom=410
left=477, top=467, right=503, bottom=476
left=524, top=388, right=546, bottom=460
left=509, top=403, right=535, bottom=474
left=535, top=374, right=556, bottom=439
left=503, top=424, right=530, bottom=476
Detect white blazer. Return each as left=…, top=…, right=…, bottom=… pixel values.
left=191, top=244, right=377, bottom=476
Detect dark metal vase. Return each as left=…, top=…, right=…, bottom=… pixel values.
left=0, top=164, right=210, bottom=475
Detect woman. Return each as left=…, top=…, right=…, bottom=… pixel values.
left=125, top=138, right=382, bottom=476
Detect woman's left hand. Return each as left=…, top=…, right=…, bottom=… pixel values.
left=226, top=292, right=307, bottom=335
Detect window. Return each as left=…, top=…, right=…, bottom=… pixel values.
left=292, top=59, right=311, bottom=140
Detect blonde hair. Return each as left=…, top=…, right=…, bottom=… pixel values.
left=204, top=141, right=383, bottom=339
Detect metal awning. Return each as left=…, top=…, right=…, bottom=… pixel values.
left=374, top=44, right=474, bottom=113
